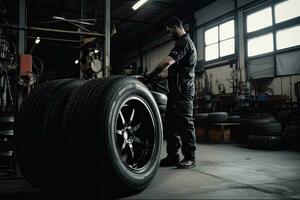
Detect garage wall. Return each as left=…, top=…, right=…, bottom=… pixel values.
left=119, top=0, right=300, bottom=102
left=143, top=41, right=174, bottom=72
left=194, top=0, right=257, bottom=94
left=267, top=75, right=300, bottom=102
left=205, top=65, right=234, bottom=94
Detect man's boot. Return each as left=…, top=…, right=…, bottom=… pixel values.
left=177, top=156, right=196, bottom=169
left=160, top=154, right=180, bottom=167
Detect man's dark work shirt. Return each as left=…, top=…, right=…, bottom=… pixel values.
left=168, top=34, right=197, bottom=96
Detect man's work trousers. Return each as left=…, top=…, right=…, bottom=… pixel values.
left=164, top=93, right=196, bottom=159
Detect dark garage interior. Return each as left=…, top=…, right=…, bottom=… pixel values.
left=0, top=0, right=300, bottom=199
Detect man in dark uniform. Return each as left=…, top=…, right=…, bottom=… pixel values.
left=148, top=17, right=197, bottom=169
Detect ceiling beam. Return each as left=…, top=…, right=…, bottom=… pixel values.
left=29, top=8, right=156, bottom=25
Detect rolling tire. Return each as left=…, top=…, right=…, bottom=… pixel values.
left=63, top=76, right=163, bottom=198
left=150, top=91, right=167, bottom=106
left=158, top=105, right=166, bottom=114
left=15, top=79, right=85, bottom=191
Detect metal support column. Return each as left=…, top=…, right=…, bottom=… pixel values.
left=104, top=0, right=111, bottom=77
left=16, top=0, right=27, bottom=110
left=80, top=0, right=86, bottom=79
left=18, top=0, right=26, bottom=55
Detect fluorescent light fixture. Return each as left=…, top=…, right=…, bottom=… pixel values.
left=35, top=37, right=40, bottom=44
left=132, top=0, right=148, bottom=10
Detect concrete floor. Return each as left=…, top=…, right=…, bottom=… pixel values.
left=124, top=143, right=300, bottom=199
left=0, top=143, right=300, bottom=199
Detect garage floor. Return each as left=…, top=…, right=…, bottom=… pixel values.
left=0, top=142, right=300, bottom=199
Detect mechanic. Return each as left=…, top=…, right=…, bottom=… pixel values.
left=147, top=17, right=197, bottom=169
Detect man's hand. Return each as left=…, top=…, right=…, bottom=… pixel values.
left=146, top=72, right=159, bottom=80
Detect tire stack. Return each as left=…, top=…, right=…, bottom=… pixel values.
left=194, top=112, right=229, bottom=143
left=284, top=108, right=300, bottom=150
left=194, top=113, right=208, bottom=142
left=0, top=113, right=15, bottom=176
left=206, top=112, right=228, bottom=123
left=16, top=77, right=163, bottom=198
left=239, top=116, right=283, bottom=149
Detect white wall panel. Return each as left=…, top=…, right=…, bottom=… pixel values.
left=143, top=41, right=174, bottom=72
left=206, top=65, right=234, bottom=94
left=194, top=0, right=234, bottom=27
left=267, top=75, right=300, bottom=101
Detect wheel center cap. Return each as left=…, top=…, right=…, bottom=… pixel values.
left=125, top=127, right=134, bottom=136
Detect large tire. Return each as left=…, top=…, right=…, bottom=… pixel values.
left=247, top=123, right=282, bottom=136
left=287, top=108, right=300, bottom=126
left=194, top=113, right=208, bottom=125
left=150, top=91, right=167, bottom=106
left=284, top=126, right=300, bottom=150
left=237, top=116, right=277, bottom=144
left=240, top=116, right=276, bottom=125
left=248, top=135, right=283, bottom=150
left=151, top=91, right=167, bottom=115
left=63, top=76, right=163, bottom=198
left=15, top=79, right=85, bottom=191
left=206, top=112, right=228, bottom=123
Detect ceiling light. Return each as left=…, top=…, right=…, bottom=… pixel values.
left=75, top=59, right=79, bottom=64
left=132, top=0, right=148, bottom=10
left=94, top=49, right=99, bottom=54
left=35, top=37, right=40, bottom=44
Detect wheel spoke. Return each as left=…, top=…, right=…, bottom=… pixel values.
left=129, top=107, right=135, bottom=123
left=119, top=110, right=126, bottom=125
left=128, top=143, right=134, bottom=159
left=122, top=140, right=127, bottom=151
left=131, top=123, right=141, bottom=132
left=116, top=130, right=123, bottom=135
left=132, top=136, right=143, bottom=144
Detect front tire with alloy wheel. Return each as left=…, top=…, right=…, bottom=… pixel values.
left=63, top=76, right=163, bottom=198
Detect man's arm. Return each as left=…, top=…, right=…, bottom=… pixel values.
left=148, top=56, right=175, bottom=77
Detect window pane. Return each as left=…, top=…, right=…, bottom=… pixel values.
left=205, top=26, right=218, bottom=45
left=276, top=25, right=300, bottom=50
left=220, top=38, right=235, bottom=57
left=220, top=20, right=235, bottom=40
left=205, top=44, right=219, bottom=61
left=275, top=0, right=300, bottom=23
left=247, top=33, right=274, bottom=57
left=247, top=7, right=272, bottom=33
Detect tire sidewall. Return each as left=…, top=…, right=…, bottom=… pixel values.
left=104, top=80, right=162, bottom=189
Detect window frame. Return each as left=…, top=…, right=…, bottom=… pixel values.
left=245, top=0, right=300, bottom=61
left=204, top=17, right=236, bottom=64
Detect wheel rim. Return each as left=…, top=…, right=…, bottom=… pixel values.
left=115, top=96, right=156, bottom=172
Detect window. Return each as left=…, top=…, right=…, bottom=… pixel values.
left=205, top=19, right=235, bottom=61
left=248, top=33, right=274, bottom=57
left=276, top=25, right=300, bottom=50
left=275, top=0, right=300, bottom=23
left=246, top=0, right=300, bottom=58
left=247, top=7, right=272, bottom=33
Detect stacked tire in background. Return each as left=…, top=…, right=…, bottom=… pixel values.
left=16, top=77, right=163, bottom=198
left=0, top=113, right=15, bottom=176
left=239, top=116, right=283, bottom=150
left=284, top=108, right=300, bottom=150
left=194, top=112, right=229, bottom=143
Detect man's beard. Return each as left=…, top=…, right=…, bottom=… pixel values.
left=171, top=33, right=178, bottom=40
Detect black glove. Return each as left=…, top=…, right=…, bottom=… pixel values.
left=145, top=72, right=159, bottom=80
